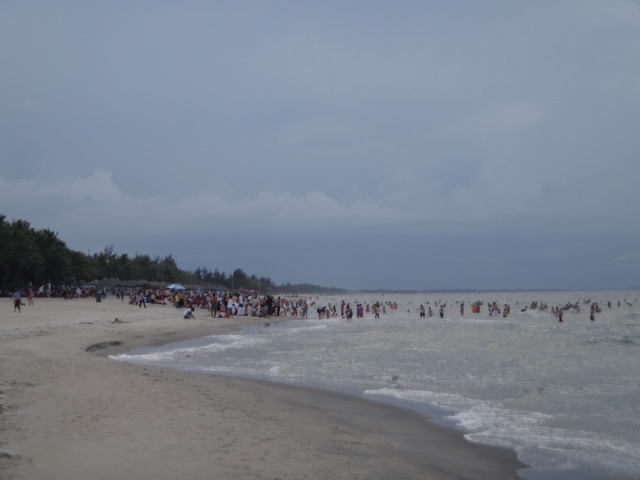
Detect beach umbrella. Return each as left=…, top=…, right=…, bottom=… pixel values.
left=167, top=283, right=186, bottom=290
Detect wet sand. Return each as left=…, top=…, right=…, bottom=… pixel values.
left=0, top=297, right=527, bottom=479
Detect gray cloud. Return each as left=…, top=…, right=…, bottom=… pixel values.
left=2, top=0, right=639, bottom=289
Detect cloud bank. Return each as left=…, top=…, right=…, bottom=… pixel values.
left=2, top=1, right=639, bottom=289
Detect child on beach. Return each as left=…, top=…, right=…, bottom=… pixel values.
left=12, top=290, right=22, bottom=312
left=183, top=306, right=195, bottom=319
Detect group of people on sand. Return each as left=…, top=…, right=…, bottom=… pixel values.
left=128, top=289, right=313, bottom=322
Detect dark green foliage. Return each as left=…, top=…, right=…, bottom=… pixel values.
left=0, top=214, right=276, bottom=293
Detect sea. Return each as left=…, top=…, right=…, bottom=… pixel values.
left=111, top=290, right=640, bottom=480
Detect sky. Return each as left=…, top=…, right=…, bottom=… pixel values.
left=1, top=0, right=640, bottom=291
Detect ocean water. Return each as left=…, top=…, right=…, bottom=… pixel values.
left=111, top=290, right=640, bottom=480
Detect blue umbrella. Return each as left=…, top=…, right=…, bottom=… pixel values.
left=166, top=283, right=186, bottom=290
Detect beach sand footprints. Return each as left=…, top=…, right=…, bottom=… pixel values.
left=330, top=426, right=364, bottom=446
left=0, top=383, right=20, bottom=471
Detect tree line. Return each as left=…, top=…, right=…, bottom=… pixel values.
left=0, top=214, right=274, bottom=293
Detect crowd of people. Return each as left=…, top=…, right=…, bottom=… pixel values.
left=411, top=297, right=626, bottom=323
left=8, top=284, right=633, bottom=326
left=122, top=288, right=313, bottom=321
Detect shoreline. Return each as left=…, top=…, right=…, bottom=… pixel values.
left=1, top=297, right=527, bottom=479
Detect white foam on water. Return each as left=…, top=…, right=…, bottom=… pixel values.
left=365, top=387, right=640, bottom=477
left=276, top=323, right=328, bottom=335
left=109, top=334, right=267, bottom=363
left=111, top=290, right=640, bottom=478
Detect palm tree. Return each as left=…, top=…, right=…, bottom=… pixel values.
left=8, top=219, right=43, bottom=288
left=33, top=228, right=72, bottom=288
left=0, top=215, right=12, bottom=287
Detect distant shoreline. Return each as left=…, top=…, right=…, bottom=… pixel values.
left=277, top=287, right=640, bottom=295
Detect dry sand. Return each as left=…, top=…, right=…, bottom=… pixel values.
left=0, top=297, right=527, bottom=479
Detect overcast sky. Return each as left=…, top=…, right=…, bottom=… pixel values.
left=2, top=1, right=640, bottom=290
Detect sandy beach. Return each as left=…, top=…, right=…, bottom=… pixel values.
left=0, top=297, right=526, bottom=479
